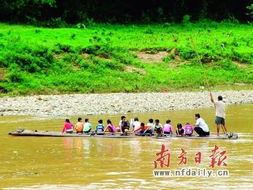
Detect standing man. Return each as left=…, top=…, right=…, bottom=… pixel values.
left=210, top=92, right=227, bottom=136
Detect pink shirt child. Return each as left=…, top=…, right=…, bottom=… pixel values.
left=108, top=123, right=117, bottom=133
left=163, top=124, right=173, bottom=133
left=184, top=124, right=193, bottom=135
left=62, top=122, right=73, bottom=133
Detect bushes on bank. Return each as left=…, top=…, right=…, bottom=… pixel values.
left=0, top=22, right=252, bottom=95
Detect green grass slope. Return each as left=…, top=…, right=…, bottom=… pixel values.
left=0, top=22, right=253, bottom=96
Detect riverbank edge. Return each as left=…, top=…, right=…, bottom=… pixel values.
left=0, top=90, right=253, bottom=118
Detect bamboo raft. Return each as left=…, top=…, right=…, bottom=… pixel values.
left=8, top=129, right=239, bottom=140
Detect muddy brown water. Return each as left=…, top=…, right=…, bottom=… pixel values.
left=0, top=104, right=253, bottom=189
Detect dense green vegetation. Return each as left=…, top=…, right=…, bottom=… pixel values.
left=0, top=21, right=253, bottom=95
left=0, top=0, right=251, bottom=24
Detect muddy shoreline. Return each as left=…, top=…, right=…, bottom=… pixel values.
left=0, top=90, right=253, bottom=118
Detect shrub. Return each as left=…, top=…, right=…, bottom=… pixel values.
left=247, top=4, right=253, bottom=17
left=55, top=43, right=74, bottom=53
left=76, top=23, right=86, bottom=29
left=213, top=59, right=239, bottom=71
left=144, top=29, right=154, bottom=34
left=5, top=49, right=54, bottom=73
left=5, top=70, right=26, bottom=83
left=182, top=15, right=191, bottom=24
left=178, top=47, right=195, bottom=59
left=81, top=45, right=101, bottom=55
left=0, top=84, right=8, bottom=93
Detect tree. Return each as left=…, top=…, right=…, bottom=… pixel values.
left=247, top=4, right=253, bottom=17
left=0, top=0, right=251, bottom=24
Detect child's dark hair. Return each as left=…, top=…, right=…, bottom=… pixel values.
left=218, top=96, right=223, bottom=101
left=134, top=117, right=139, bottom=121
left=65, top=119, right=70, bottom=122
left=85, top=118, right=89, bottom=122
left=78, top=117, right=82, bottom=122
left=107, top=119, right=112, bottom=124
left=177, top=123, right=182, bottom=128
left=98, top=119, right=103, bottom=124
left=195, top=113, right=200, bottom=118
left=149, top=119, right=153, bottom=123
left=166, top=120, right=171, bottom=124
left=121, top=116, right=126, bottom=120
left=155, top=119, right=159, bottom=123
left=141, top=122, right=145, bottom=127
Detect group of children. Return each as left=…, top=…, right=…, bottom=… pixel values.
left=131, top=117, right=194, bottom=136
left=61, top=94, right=226, bottom=137
left=62, top=115, right=196, bottom=136
left=62, top=118, right=116, bottom=134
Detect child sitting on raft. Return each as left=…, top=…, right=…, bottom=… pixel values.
left=134, top=123, right=152, bottom=136
left=176, top=123, right=184, bottom=136
left=62, top=119, right=74, bottom=133
left=83, top=118, right=92, bottom=133
left=75, top=117, right=84, bottom=134
left=147, top=119, right=155, bottom=132
left=163, top=120, right=173, bottom=135
left=105, top=119, right=116, bottom=134
left=96, top=120, right=105, bottom=135
left=154, top=119, right=163, bottom=136
left=119, top=116, right=130, bottom=134
left=132, top=117, right=141, bottom=131
left=184, top=123, right=194, bottom=136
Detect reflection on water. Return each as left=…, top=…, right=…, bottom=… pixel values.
left=0, top=104, right=253, bottom=189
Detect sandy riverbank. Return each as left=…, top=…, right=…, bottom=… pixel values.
left=0, top=90, right=253, bottom=118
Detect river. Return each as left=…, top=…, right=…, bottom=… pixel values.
left=0, top=104, right=253, bottom=189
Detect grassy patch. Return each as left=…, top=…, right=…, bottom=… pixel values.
left=0, top=22, right=252, bottom=96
